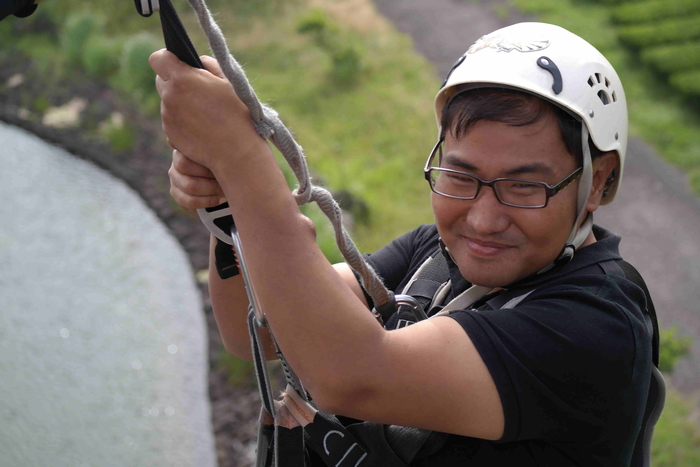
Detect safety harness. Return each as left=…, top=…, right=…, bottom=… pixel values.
left=133, top=2, right=665, bottom=465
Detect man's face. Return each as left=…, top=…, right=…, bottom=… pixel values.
left=431, top=113, right=580, bottom=287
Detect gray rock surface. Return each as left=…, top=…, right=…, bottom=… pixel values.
left=373, top=0, right=700, bottom=393
left=0, top=123, right=217, bottom=467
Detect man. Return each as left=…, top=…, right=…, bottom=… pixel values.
left=152, top=22, right=653, bottom=465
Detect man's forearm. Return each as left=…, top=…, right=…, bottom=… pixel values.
left=208, top=235, right=277, bottom=360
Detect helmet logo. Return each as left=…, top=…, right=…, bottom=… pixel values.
left=467, top=35, right=550, bottom=54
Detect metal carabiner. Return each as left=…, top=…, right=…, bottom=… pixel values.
left=394, top=294, right=428, bottom=321
left=134, top=0, right=159, bottom=17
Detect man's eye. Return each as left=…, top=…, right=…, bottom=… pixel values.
left=446, top=173, right=476, bottom=185
left=504, top=182, right=542, bottom=194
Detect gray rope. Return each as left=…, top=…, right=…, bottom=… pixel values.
left=186, top=0, right=393, bottom=310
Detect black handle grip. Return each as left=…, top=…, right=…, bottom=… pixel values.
left=159, top=0, right=204, bottom=69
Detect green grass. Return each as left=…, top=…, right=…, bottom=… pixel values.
left=617, top=15, right=700, bottom=48
left=608, top=0, right=700, bottom=100
left=612, top=0, right=700, bottom=24
left=652, top=388, right=700, bottom=466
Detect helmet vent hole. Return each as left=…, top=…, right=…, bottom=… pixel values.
left=595, top=73, right=602, bottom=83
left=612, top=91, right=617, bottom=102
left=605, top=77, right=611, bottom=88
left=588, top=77, right=595, bottom=87
left=597, top=90, right=611, bottom=105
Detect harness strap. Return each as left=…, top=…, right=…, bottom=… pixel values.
left=599, top=259, right=665, bottom=467
left=383, top=426, right=439, bottom=463
left=304, top=412, right=371, bottom=467
left=615, top=260, right=660, bottom=367
left=257, top=408, right=275, bottom=467
left=248, top=309, right=276, bottom=416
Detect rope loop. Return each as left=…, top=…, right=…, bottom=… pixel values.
left=186, top=0, right=395, bottom=311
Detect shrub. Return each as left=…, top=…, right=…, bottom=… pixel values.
left=82, top=36, right=122, bottom=78
left=613, top=0, right=700, bottom=24
left=670, top=69, right=700, bottom=96
left=105, top=123, right=135, bottom=152
left=640, top=42, right=700, bottom=73
left=658, top=327, right=693, bottom=373
left=617, top=15, right=700, bottom=48
left=61, top=12, right=103, bottom=68
left=297, top=9, right=363, bottom=87
left=115, top=32, right=160, bottom=98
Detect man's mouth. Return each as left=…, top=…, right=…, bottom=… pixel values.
left=463, top=236, right=514, bottom=258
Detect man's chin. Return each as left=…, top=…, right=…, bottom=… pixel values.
left=460, top=263, right=530, bottom=289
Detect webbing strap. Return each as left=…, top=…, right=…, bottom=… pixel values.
left=158, top=0, right=203, bottom=69
left=594, top=259, right=664, bottom=467
left=631, top=366, right=666, bottom=467
left=248, top=309, right=276, bottom=416
left=275, top=426, right=306, bottom=467
left=257, top=410, right=275, bottom=467
left=400, top=251, right=450, bottom=313
left=304, top=412, right=370, bottom=467
left=615, top=260, right=660, bottom=367
left=383, top=425, right=435, bottom=464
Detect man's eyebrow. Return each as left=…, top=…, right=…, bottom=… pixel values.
left=442, top=154, right=478, bottom=172
left=504, top=162, right=555, bottom=177
left=442, top=155, right=555, bottom=177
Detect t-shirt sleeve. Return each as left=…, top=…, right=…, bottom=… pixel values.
left=448, top=274, right=651, bottom=445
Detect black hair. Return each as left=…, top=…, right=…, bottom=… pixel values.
left=440, top=87, right=603, bottom=164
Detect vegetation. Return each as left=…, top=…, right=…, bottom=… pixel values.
left=659, top=327, right=694, bottom=373
left=0, top=0, right=438, bottom=252
left=652, top=389, right=700, bottom=466
left=611, top=0, right=700, bottom=23
left=604, top=0, right=700, bottom=99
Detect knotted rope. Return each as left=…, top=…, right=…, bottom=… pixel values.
left=186, top=0, right=394, bottom=313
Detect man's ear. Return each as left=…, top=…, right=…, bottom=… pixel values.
left=586, top=152, right=617, bottom=212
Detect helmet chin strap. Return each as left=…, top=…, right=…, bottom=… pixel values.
left=539, top=123, right=594, bottom=273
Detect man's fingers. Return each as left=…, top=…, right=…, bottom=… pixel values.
left=169, top=164, right=224, bottom=196
left=200, top=55, right=226, bottom=79
left=170, top=187, right=225, bottom=213
left=149, top=49, right=185, bottom=80
left=172, top=149, right=215, bottom=178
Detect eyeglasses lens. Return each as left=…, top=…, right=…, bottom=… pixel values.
left=429, top=169, right=548, bottom=208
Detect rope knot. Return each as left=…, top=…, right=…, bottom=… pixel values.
left=254, top=120, right=275, bottom=140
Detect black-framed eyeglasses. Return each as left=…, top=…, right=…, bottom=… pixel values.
left=423, top=139, right=583, bottom=209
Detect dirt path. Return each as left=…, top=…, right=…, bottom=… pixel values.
left=372, top=0, right=700, bottom=394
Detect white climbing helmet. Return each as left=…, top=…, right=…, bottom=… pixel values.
left=435, top=22, right=628, bottom=206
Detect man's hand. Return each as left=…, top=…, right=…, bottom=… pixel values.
left=149, top=50, right=269, bottom=177
left=168, top=149, right=226, bottom=216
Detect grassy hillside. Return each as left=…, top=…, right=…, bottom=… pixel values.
left=1, top=0, right=439, bottom=254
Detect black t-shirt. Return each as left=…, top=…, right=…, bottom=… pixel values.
left=364, top=224, right=652, bottom=466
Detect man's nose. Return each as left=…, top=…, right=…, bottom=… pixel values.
left=465, top=185, right=510, bottom=234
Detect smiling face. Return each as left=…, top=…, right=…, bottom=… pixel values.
left=432, top=112, right=581, bottom=287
